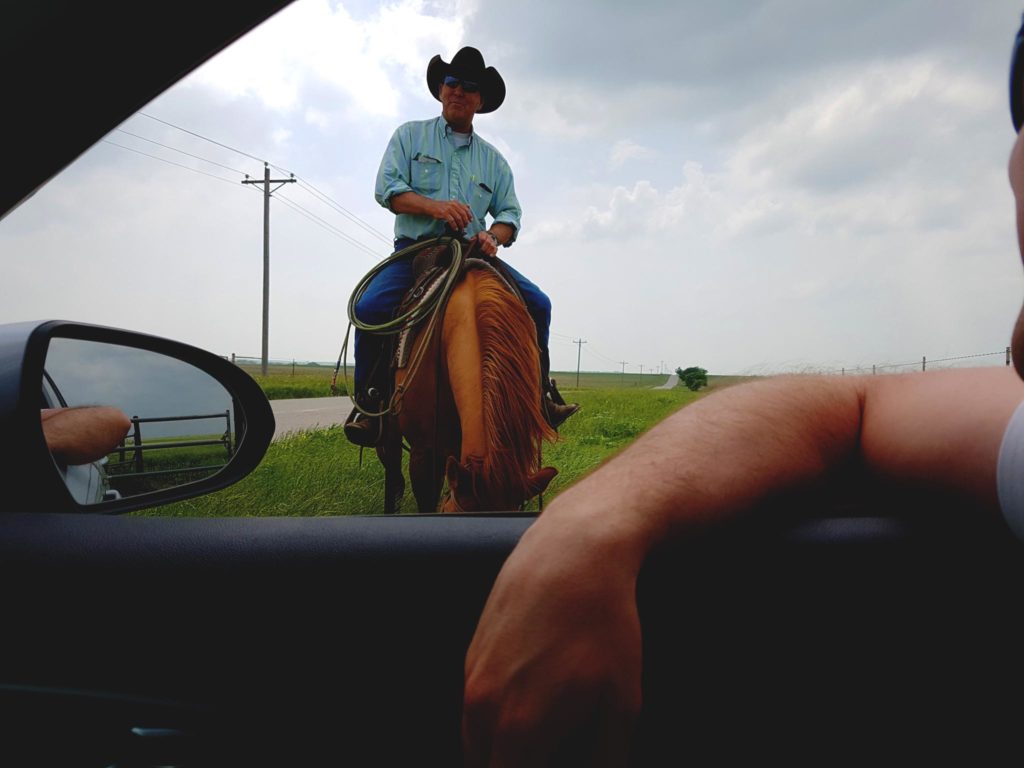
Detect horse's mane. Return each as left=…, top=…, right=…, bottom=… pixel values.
left=472, top=268, right=557, bottom=500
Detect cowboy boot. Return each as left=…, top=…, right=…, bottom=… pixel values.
left=539, top=348, right=579, bottom=429
left=343, top=386, right=385, bottom=448
left=344, top=345, right=390, bottom=448
left=544, top=393, right=580, bottom=429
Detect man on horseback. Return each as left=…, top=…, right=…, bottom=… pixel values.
left=344, top=45, right=579, bottom=447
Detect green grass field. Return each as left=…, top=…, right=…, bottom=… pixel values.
left=239, top=364, right=349, bottom=399
left=107, top=437, right=231, bottom=496
left=238, top=363, right=701, bottom=400
left=139, top=377, right=741, bottom=517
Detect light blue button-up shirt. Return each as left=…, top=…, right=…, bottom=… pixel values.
left=374, top=116, right=522, bottom=246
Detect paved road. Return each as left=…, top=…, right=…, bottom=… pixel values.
left=270, top=377, right=678, bottom=437
left=270, top=396, right=349, bottom=439
left=654, top=374, right=679, bottom=390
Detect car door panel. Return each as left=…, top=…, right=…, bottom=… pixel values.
left=1, top=511, right=1021, bottom=764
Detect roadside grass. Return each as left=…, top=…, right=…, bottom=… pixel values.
left=107, top=437, right=231, bottom=496
left=140, top=385, right=707, bottom=517
left=237, top=363, right=688, bottom=401
left=238, top=364, right=348, bottom=400
left=538, top=387, right=701, bottom=500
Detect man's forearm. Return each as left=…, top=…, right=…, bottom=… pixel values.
left=488, top=222, right=514, bottom=246
left=41, top=406, right=132, bottom=465
left=388, top=191, right=437, bottom=217
left=537, top=367, right=1024, bottom=567
left=537, top=375, right=867, bottom=568
left=461, top=367, right=1024, bottom=764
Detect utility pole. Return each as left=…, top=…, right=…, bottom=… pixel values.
left=242, top=162, right=296, bottom=375
left=619, top=361, right=628, bottom=376
left=573, top=338, right=587, bottom=388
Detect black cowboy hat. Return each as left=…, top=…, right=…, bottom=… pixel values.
left=426, top=46, right=505, bottom=114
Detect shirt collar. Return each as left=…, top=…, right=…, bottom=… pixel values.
left=440, top=116, right=474, bottom=145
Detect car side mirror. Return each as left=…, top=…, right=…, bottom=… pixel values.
left=0, top=321, right=274, bottom=514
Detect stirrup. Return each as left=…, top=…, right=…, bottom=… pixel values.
left=344, top=411, right=382, bottom=448
left=343, top=387, right=385, bottom=448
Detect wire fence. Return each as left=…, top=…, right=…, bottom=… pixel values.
left=227, top=346, right=1014, bottom=381
left=229, top=355, right=344, bottom=375
left=824, top=347, right=1011, bottom=376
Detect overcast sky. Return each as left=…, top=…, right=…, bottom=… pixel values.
left=4, top=0, right=1024, bottom=377
left=46, top=338, right=233, bottom=438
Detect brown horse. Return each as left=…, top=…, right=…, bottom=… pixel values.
left=381, top=259, right=558, bottom=513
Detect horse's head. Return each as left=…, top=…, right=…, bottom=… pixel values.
left=441, top=455, right=557, bottom=512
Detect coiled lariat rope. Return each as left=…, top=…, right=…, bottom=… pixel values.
left=331, top=235, right=467, bottom=419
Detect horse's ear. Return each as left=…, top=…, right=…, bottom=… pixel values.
left=525, top=466, right=558, bottom=499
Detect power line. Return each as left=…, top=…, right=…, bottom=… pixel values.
left=276, top=193, right=386, bottom=260
left=114, top=129, right=248, bottom=176
left=137, top=111, right=265, bottom=163
left=118, top=115, right=386, bottom=249
left=586, top=345, right=619, bottom=364
left=137, top=112, right=393, bottom=246
left=292, top=178, right=392, bottom=244
left=100, top=140, right=241, bottom=187
left=267, top=162, right=392, bottom=245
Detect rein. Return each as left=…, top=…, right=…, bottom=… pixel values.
left=332, top=236, right=467, bottom=419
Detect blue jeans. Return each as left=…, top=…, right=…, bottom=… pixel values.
left=353, top=239, right=552, bottom=392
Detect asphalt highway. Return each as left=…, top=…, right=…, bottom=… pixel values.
left=269, top=396, right=349, bottom=439
left=269, top=376, right=678, bottom=439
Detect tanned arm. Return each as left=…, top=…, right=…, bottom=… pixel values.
left=389, top=192, right=513, bottom=257
left=462, top=367, right=1024, bottom=766
left=41, top=406, right=132, bottom=466
left=390, top=191, right=473, bottom=232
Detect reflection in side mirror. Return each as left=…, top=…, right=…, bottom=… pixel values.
left=43, top=338, right=238, bottom=505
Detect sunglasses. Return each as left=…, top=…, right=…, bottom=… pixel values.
left=1011, top=13, right=1024, bottom=131
left=443, top=75, right=480, bottom=93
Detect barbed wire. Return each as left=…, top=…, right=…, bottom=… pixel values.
left=232, top=347, right=1012, bottom=378
left=821, top=349, right=1009, bottom=375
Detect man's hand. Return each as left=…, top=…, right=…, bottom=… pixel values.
left=389, top=192, right=474, bottom=234
left=41, top=406, right=131, bottom=465
left=462, top=514, right=643, bottom=766
left=471, top=230, right=499, bottom=257
left=429, top=199, right=474, bottom=233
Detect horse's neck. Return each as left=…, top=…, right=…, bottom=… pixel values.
left=442, top=273, right=487, bottom=462
left=441, top=266, right=553, bottom=506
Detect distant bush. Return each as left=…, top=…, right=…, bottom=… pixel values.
left=676, top=366, right=708, bottom=392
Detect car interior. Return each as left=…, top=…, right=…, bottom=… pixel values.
left=2, top=1, right=1023, bottom=765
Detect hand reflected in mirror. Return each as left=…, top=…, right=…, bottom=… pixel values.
left=41, top=406, right=131, bottom=465
left=43, top=337, right=240, bottom=505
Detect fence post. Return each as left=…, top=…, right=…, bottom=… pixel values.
left=132, top=417, right=143, bottom=473
left=922, top=356, right=926, bottom=372
left=872, top=365, right=876, bottom=375
left=231, top=353, right=236, bottom=364
left=292, top=359, right=296, bottom=376
left=1008, top=346, right=1012, bottom=367
left=841, top=368, right=844, bottom=376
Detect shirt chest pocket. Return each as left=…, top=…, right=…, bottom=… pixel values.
left=469, top=182, right=493, bottom=219
left=411, top=156, right=442, bottom=195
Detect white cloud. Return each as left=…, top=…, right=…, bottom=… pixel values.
left=186, top=0, right=468, bottom=120
left=609, top=140, right=656, bottom=170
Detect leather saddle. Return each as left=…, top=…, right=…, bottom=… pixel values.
left=391, top=239, right=525, bottom=372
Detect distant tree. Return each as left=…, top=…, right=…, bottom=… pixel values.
left=676, top=366, right=708, bottom=392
